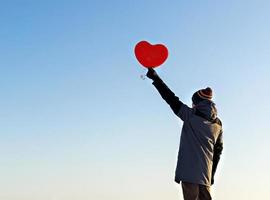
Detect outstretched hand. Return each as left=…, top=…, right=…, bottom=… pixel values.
left=146, top=68, right=159, bottom=80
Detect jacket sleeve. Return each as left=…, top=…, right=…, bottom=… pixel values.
left=152, top=77, right=182, bottom=115
left=211, top=130, right=223, bottom=185
left=152, top=77, right=192, bottom=121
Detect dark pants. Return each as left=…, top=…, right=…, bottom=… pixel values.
left=181, top=182, right=212, bottom=200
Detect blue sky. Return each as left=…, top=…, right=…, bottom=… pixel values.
left=0, top=1, right=270, bottom=199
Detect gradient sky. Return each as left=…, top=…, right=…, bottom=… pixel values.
left=0, top=1, right=270, bottom=200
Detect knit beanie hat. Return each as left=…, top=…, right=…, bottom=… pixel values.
left=192, top=87, right=213, bottom=105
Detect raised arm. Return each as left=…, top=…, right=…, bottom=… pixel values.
left=146, top=68, right=183, bottom=115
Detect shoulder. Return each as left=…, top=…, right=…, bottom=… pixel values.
left=214, top=117, right=222, bottom=126
left=177, top=104, right=195, bottom=121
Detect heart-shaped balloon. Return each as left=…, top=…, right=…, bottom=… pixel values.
left=134, top=41, right=168, bottom=68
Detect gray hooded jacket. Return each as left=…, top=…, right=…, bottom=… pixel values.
left=152, top=78, right=223, bottom=186
left=175, top=100, right=223, bottom=186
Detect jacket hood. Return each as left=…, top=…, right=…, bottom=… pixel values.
left=195, top=100, right=217, bottom=120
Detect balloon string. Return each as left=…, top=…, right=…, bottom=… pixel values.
left=140, top=74, right=146, bottom=80
left=140, top=68, right=147, bottom=80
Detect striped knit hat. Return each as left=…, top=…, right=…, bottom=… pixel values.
left=192, top=87, right=213, bottom=105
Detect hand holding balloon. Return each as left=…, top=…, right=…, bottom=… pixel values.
left=146, top=68, right=160, bottom=81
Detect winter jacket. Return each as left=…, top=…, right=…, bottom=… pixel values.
left=152, top=77, right=223, bottom=186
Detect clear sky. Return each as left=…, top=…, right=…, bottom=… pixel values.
left=0, top=0, right=270, bottom=199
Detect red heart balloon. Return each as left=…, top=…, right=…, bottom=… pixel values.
left=134, top=41, right=168, bottom=68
